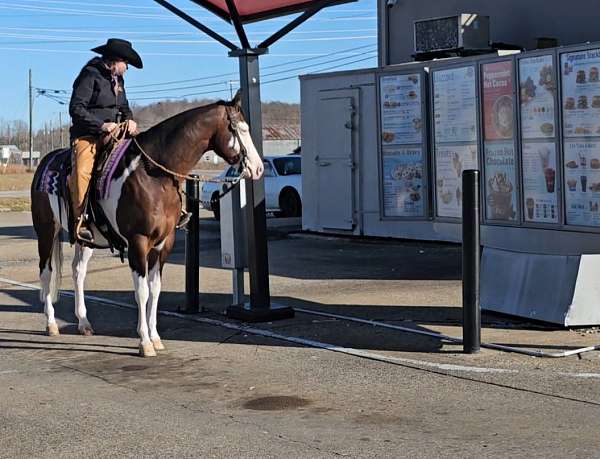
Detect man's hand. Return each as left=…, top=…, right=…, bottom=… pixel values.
left=101, top=122, right=118, bottom=133
left=126, top=120, right=138, bottom=135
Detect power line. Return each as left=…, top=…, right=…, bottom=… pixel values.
left=130, top=54, right=377, bottom=101
left=0, top=3, right=377, bottom=22
left=261, top=55, right=377, bottom=86
left=2, top=25, right=377, bottom=37
left=127, top=43, right=376, bottom=89
left=128, top=47, right=377, bottom=94
left=18, top=0, right=376, bottom=14
left=41, top=47, right=377, bottom=98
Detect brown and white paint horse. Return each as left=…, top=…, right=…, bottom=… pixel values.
left=31, top=94, right=263, bottom=357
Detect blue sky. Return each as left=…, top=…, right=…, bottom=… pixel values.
left=0, top=0, right=377, bottom=129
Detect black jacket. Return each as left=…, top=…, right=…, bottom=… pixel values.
left=69, top=57, right=133, bottom=141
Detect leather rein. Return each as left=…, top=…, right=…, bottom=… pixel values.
left=113, top=105, right=250, bottom=199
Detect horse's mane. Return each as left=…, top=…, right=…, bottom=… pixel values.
left=139, top=99, right=231, bottom=141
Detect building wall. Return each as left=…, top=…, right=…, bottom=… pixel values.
left=263, top=140, right=300, bottom=156
left=380, top=0, right=600, bottom=65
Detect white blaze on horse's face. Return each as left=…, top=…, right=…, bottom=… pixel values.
left=235, top=121, right=264, bottom=180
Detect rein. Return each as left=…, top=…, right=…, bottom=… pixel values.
left=110, top=107, right=249, bottom=198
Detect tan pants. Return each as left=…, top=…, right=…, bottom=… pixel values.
left=69, top=136, right=101, bottom=222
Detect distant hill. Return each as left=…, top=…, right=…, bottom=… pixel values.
left=132, top=99, right=300, bottom=131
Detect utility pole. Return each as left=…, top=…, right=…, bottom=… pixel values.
left=28, top=69, right=33, bottom=172
left=59, top=112, right=64, bottom=147
left=50, top=119, right=54, bottom=151
left=44, top=123, right=48, bottom=156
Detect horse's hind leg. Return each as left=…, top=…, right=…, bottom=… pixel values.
left=32, top=192, right=63, bottom=336
left=72, top=243, right=94, bottom=335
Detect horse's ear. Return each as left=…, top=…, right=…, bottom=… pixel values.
left=232, top=89, right=242, bottom=109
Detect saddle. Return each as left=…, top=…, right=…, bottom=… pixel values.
left=34, top=136, right=132, bottom=259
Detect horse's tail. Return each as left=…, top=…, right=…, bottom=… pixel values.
left=38, top=222, right=63, bottom=304
left=49, top=225, right=63, bottom=303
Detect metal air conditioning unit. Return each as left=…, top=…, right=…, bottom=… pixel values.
left=414, top=14, right=490, bottom=57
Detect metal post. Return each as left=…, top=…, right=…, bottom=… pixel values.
left=462, top=170, right=481, bottom=354
left=226, top=48, right=294, bottom=322
left=184, top=175, right=200, bottom=314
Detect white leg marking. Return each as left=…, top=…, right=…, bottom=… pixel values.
left=132, top=270, right=151, bottom=346
left=99, top=156, right=140, bottom=245
left=72, top=244, right=94, bottom=335
left=40, top=265, right=56, bottom=325
left=147, top=262, right=162, bottom=343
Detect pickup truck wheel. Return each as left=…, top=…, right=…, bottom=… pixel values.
left=211, top=192, right=220, bottom=221
left=279, top=188, right=302, bottom=218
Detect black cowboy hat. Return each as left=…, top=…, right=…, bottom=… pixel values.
left=91, top=38, right=143, bottom=69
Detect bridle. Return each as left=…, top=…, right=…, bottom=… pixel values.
left=221, top=105, right=250, bottom=198
left=123, top=104, right=251, bottom=199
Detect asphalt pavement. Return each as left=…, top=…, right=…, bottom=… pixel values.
left=1, top=209, right=600, bottom=458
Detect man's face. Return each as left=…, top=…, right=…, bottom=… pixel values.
left=111, top=60, right=128, bottom=77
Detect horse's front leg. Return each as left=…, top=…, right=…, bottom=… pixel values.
left=72, top=243, right=94, bottom=335
left=128, top=235, right=155, bottom=357
left=147, top=232, right=175, bottom=352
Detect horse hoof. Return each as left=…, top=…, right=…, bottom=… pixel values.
left=47, top=323, right=60, bottom=336
left=151, top=338, right=165, bottom=351
left=139, top=343, right=157, bottom=358
left=78, top=326, right=94, bottom=336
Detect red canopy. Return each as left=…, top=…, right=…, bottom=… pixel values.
left=191, top=0, right=355, bottom=23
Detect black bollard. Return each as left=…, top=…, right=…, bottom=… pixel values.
left=184, top=176, right=200, bottom=314
left=462, top=170, right=481, bottom=354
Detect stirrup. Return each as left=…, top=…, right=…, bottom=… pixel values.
left=76, top=227, right=95, bottom=244
left=75, top=217, right=94, bottom=243
left=176, top=211, right=192, bottom=229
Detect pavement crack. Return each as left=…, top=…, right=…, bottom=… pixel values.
left=54, top=362, right=138, bottom=393
left=217, top=330, right=243, bottom=346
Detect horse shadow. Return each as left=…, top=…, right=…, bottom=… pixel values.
left=0, top=225, right=37, bottom=241
left=0, top=286, right=569, bottom=358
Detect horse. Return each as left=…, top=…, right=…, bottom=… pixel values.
left=30, top=93, right=264, bottom=357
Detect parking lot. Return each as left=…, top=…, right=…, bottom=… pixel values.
left=2, top=209, right=600, bottom=458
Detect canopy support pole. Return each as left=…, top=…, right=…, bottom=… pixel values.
left=226, top=47, right=295, bottom=322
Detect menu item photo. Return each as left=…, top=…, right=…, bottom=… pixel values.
left=483, top=60, right=514, bottom=141
left=382, top=147, right=425, bottom=218
left=521, top=142, right=559, bottom=223
left=484, top=142, right=518, bottom=221
left=520, top=55, right=557, bottom=140
left=379, top=73, right=423, bottom=146
left=564, top=141, right=600, bottom=227
left=561, top=48, right=600, bottom=138
left=435, top=144, right=478, bottom=218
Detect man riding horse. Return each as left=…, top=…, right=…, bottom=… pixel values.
left=69, top=38, right=188, bottom=243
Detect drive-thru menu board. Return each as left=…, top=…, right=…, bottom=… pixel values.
left=433, top=66, right=478, bottom=218
left=433, top=66, right=478, bottom=143
left=482, top=60, right=518, bottom=222
left=380, top=74, right=423, bottom=145
left=379, top=73, right=426, bottom=217
left=561, top=48, right=600, bottom=227
left=381, top=147, right=424, bottom=217
left=519, top=55, right=559, bottom=224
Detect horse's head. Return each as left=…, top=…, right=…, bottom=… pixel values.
left=213, top=91, right=264, bottom=180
